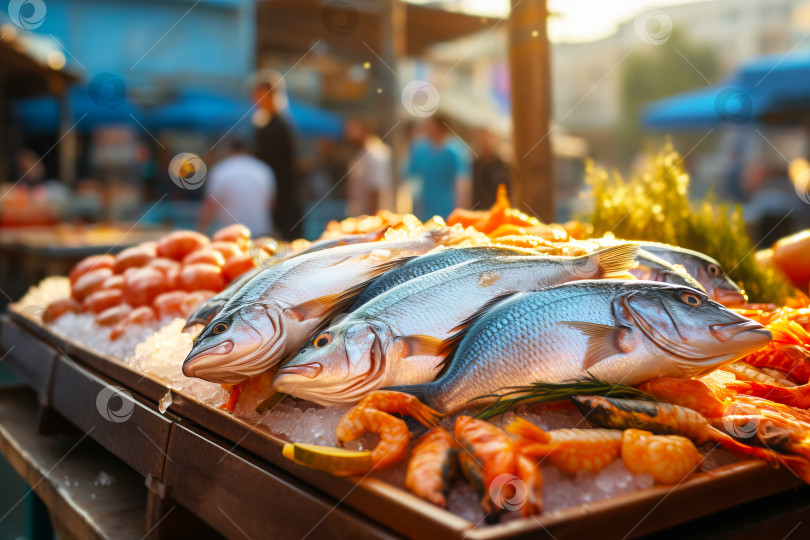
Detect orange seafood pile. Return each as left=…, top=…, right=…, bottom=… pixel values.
left=43, top=224, right=265, bottom=339
left=447, top=185, right=570, bottom=243
left=734, top=296, right=810, bottom=385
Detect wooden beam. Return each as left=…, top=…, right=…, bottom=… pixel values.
left=509, top=0, right=553, bottom=222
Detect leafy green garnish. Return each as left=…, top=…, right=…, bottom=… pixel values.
left=473, top=376, right=653, bottom=420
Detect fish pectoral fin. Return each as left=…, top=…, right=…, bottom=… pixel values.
left=395, top=335, right=444, bottom=357
left=286, top=294, right=343, bottom=322
left=561, top=321, right=626, bottom=370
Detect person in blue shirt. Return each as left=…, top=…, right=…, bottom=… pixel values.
left=406, top=115, right=470, bottom=221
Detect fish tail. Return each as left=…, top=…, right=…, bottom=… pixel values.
left=383, top=382, right=441, bottom=415
left=585, top=243, right=639, bottom=279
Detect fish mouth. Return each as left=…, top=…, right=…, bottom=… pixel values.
left=182, top=340, right=235, bottom=378
left=710, top=318, right=766, bottom=342
left=183, top=305, right=287, bottom=384
left=714, top=287, right=746, bottom=307
left=276, top=362, right=322, bottom=380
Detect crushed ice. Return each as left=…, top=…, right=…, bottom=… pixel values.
left=159, top=390, right=173, bottom=414
left=12, top=279, right=743, bottom=525
left=93, top=471, right=116, bottom=487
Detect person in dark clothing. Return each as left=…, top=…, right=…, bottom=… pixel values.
left=471, top=128, right=511, bottom=209
left=252, top=73, right=303, bottom=240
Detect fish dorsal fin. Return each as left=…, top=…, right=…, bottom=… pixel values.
left=394, top=335, right=444, bottom=357
left=286, top=294, right=344, bottom=322
left=584, top=243, right=639, bottom=279
left=561, top=322, right=626, bottom=370
left=436, top=291, right=522, bottom=374
left=370, top=255, right=418, bottom=275
left=287, top=275, right=381, bottom=323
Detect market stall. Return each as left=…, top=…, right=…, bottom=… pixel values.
left=3, top=154, right=810, bottom=537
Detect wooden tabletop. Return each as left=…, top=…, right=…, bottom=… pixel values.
left=0, top=387, right=150, bottom=540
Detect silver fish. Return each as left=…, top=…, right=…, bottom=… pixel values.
left=386, top=280, right=770, bottom=415
left=634, top=243, right=745, bottom=306
left=183, top=266, right=263, bottom=331
left=272, top=244, right=638, bottom=405
left=349, top=245, right=530, bottom=310
left=182, top=226, right=487, bottom=384
left=632, top=249, right=705, bottom=292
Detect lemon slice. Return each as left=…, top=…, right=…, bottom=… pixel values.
left=282, top=442, right=373, bottom=476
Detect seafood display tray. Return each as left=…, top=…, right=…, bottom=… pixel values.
left=1, top=311, right=805, bottom=539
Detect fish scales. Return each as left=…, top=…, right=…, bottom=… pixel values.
left=388, top=280, right=770, bottom=415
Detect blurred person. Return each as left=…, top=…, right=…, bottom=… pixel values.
left=199, top=139, right=276, bottom=235
left=472, top=128, right=511, bottom=209
left=252, top=70, right=301, bottom=239
left=405, top=115, right=461, bottom=220
left=445, top=120, right=473, bottom=210
left=344, top=116, right=392, bottom=216
left=15, top=148, right=46, bottom=187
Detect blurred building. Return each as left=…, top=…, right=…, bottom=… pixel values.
left=553, top=0, right=809, bottom=140
left=3, top=0, right=255, bottom=226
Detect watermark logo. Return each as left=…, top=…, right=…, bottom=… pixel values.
left=488, top=473, right=528, bottom=512
left=18, top=304, right=45, bottom=320
left=248, top=237, right=276, bottom=267
left=634, top=9, right=672, bottom=45
left=96, top=385, right=135, bottom=423
left=89, top=73, right=127, bottom=110
left=169, top=153, right=207, bottom=191
left=401, top=80, right=440, bottom=118
left=572, top=250, right=602, bottom=279
left=8, top=0, right=46, bottom=30
left=321, top=0, right=359, bottom=37
left=721, top=402, right=760, bottom=439
left=714, top=88, right=753, bottom=125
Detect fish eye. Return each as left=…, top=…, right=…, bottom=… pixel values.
left=212, top=322, right=229, bottom=335
left=680, top=291, right=702, bottom=307
left=707, top=264, right=723, bottom=277
left=313, top=333, right=332, bottom=348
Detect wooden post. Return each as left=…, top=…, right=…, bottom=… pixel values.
left=53, top=76, right=76, bottom=186
left=379, top=0, right=406, bottom=211
left=0, top=84, right=6, bottom=184
left=509, top=0, right=553, bottom=222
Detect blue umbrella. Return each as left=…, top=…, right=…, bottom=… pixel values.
left=144, top=89, right=252, bottom=133
left=11, top=83, right=142, bottom=133
left=642, top=51, right=810, bottom=130
left=146, top=89, right=344, bottom=138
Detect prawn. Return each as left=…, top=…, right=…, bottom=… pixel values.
left=336, top=390, right=442, bottom=442
left=639, top=377, right=728, bottom=418
left=621, top=429, right=702, bottom=484
left=513, top=425, right=623, bottom=475
left=454, top=415, right=538, bottom=518
left=404, top=428, right=457, bottom=507
left=337, top=408, right=409, bottom=470
left=572, top=396, right=810, bottom=483
left=336, top=391, right=442, bottom=470
left=729, top=380, right=810, bottom=409
left=723, top=362, right=797, bottom=387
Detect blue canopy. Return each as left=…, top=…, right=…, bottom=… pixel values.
left=10, top=84, right=142, bottom=133
left=642, top=51, right=810, bottom=130
left=13, top=87, right=345, bottom=139
left=643, top=85, right=733, bottom=130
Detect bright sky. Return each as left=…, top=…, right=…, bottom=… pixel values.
left=409, top=0, right=708, bottom=43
